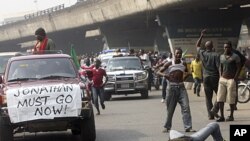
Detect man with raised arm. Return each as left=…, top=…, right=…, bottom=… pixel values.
left=196, top=29, right=220, bottom=120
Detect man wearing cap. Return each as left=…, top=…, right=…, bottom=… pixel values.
left=34, top=27, right=56, bottom=53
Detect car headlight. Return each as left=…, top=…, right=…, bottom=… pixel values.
left=136, top=72, right=147, bottom=80
left=108, top=75, right=115, bottom=82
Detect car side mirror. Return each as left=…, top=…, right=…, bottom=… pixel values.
left=144, top=65, right=149, bottom=70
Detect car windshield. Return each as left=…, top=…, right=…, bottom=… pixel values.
left=106, top=58, right=142, bottom=71
left=0, top=55, right=13, bottom=74
left=7, top=58, right=77, bottom=82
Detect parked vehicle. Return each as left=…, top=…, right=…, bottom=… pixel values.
left=0, top=52, right=21, bottom=75
left=238, top=72, right=250, bottom=103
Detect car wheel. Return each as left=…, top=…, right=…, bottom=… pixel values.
left=80, top=108, right=96, bottom=141
left=140, top=90, right=148, bottom=99
left=0, top=116, right=13, bottom=141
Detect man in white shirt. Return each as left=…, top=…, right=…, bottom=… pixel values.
left=139, top=49, right=152, bottom=90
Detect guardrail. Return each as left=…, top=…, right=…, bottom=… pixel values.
left=24, top=4, right=65, bottom=19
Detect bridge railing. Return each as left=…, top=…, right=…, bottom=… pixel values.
left=24, top=4, right=65, bottom=20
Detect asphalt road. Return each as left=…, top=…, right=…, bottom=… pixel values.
left=14, top=87, right=250, bottom=141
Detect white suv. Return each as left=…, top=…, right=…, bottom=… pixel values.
left=104, top=56, right=148, bottom=100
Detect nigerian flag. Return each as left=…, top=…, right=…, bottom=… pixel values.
left=70, top=45, right=80, bottom=69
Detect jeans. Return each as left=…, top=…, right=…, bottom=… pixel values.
left=162, top=77, right=168, bottom=99
left=193, top=77, right=201, bottom=95
left=191, top=122, right=224, bottom=141
left=203, top=76, right=219, bottom=118
left=170, top=122, right=224, bottom=141
left=164, top=83, right=192, bottom=130
left=146, top=68, right=153, bottom=90
left=91, top=86, right=105, bottom=111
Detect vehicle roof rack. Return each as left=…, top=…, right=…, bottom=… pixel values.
left=14, top=52, right=27, bottom=56
left=13, top=50, right=64, bottom=57
left=33, top=50, right=63, bottom=54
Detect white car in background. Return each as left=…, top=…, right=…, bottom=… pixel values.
left=98, top=49, right=128, bottom=68
left=0, top=52, right=21, bottom=75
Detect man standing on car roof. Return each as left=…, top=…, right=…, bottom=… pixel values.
left=33, top=27, right=56, bottom=54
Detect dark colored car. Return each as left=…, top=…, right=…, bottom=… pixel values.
left=0, top=53, right=96, bottom=141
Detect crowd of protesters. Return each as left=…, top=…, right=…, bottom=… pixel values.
left=33, top=27, right=247, bottom=140
left=78, top=48, right=167, bottom=115
left=78, top=33, right=248, bottom=124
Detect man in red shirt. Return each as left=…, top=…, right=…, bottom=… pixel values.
left=33, top=27, right=55, bottom=54
left=91, top=59, right=108, bottom=115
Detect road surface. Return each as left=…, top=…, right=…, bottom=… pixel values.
left=15, top=88, right=250, bottom=141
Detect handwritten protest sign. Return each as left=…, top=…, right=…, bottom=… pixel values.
left=6, top=84, right=82, bottom=123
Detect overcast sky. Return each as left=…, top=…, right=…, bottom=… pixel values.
left=0, top=0, right=77, bottom=22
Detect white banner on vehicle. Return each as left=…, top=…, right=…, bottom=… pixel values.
left=6, top=84, right=82, bottom=123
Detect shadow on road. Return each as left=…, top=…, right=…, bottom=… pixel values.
left=109, top=92, right=162, bottom=101
left=96, top=129, right=147, bottom=141
left=15, top=131, right=79, bottom=141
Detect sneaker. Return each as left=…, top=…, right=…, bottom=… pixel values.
left=226, top=116, right=234, bottom=121
left=161, top=99, right=165, bottom=103
left=185, top=128, right=196, bottom=132
left=101, top=103, right=105, bottom=110
left=216, top=117, right=225, bottom=122
left=162, top=128, right=170, bottom=133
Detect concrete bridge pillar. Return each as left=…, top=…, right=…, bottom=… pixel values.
left=99, top=13, right=160, bottom=52
left=238, top=18, right=250, bottom=59
left=155, top=8, right=245, bottom=55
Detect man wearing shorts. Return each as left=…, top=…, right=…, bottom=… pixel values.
left=216, top=41, right=241, bottom=122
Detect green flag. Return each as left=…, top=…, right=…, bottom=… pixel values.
left=70, top=45, right=80, bottom=69
left=182, top=48, right=188, bottom=58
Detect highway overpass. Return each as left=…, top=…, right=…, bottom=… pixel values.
left=0, top=0, right=250, bottom=55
